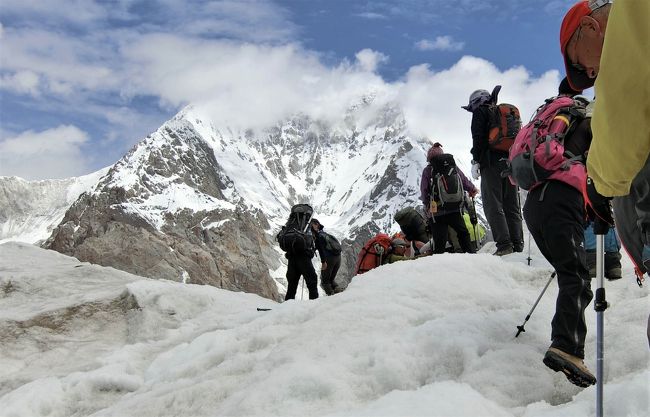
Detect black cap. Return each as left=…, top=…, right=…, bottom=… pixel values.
left=558, top=76, right=583, bottom=96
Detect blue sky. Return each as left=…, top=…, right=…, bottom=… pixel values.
left=0, top=0, right=577, bottom=180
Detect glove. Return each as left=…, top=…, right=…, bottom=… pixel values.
left=471, top=162, right=480, bottom=180
left=582, top=176, right=614, bottom=233
left=593, top=217, right=610, bottom=235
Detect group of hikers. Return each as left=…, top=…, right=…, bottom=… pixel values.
left=276, top=0, right=649, bottom=390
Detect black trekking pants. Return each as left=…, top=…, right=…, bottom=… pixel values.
left=524, top=181, right=593, bottom=358
left=431, top=212, right=475, bottom=254
left=285, top=254, right=319, bottom=300
left=480, top=161, right=524, bottom=251
left=320, top=255, right=341, bottom=295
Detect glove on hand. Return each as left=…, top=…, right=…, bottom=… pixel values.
left=583, top=176, right=614, bottom=233
left=471, top=162, right=480, bottom=180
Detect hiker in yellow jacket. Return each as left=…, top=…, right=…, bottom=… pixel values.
left=560, top=0, right=650, bottom=347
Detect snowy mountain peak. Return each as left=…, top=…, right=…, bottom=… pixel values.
left=15, top=97, right=438, bottom=299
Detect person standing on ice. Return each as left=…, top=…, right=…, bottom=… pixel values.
left=310, top=218, right=343, bottom=295
left=463, top=86, right=524, bottom=256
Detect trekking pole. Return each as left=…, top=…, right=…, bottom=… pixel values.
left=470, top=197, right=479, bottom=251
left=301, top=279, right=304, bottom=300
left=526, top=231, right=532, bottom=266
left=515, top=271, right=557, bottom=337
left=595, top=230, right=608, bottom=417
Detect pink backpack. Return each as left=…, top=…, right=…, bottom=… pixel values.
left=507, top=96, right=588, bottom=192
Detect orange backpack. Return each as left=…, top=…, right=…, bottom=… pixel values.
left=488, top=103, right=522, bottom=152
left=355, top=233, right=393, bottom=275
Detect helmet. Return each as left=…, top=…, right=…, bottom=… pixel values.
left=462, top=89, right=491, bottom=112
left=426, top=143, right=444, bottom=161
left=391, top=238, right=408, bottom=248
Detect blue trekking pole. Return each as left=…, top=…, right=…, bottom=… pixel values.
left=594, top=221, right=608, bottom=417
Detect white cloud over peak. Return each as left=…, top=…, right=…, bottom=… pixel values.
left=355, top=49, right=389, bottom=72
left=415, top=36, right=465, bottom=52
left=0, top=0, right=566, bottom=179
left=0, top=125, right=91, bottom=180
left=396, top=56, right=560, bottom=157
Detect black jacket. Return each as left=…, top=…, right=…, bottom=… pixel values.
left=470, top=104, right=508, bottom=167
left=564, top=117, right=592, bottom=160
left=314, top=231, right=340, bottom=260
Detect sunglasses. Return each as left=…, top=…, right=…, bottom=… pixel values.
left=570, top=26, right=587, bottom=73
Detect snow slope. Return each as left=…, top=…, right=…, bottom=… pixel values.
left=1, top=242, right=648, bottom=417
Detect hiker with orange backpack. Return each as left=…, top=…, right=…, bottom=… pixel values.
left=420, top=143, right=477, bottom=254
left=382, top=237, right=412, bottom=264
left=463, top=86, right=524, bottom=256
left=354, top=233, right=393, bottom=275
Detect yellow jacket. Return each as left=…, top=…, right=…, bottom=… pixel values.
left=588, top=1, right=650, bottom=196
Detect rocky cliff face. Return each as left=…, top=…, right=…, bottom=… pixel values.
left=44, top=118, right=282, bottom=300
left=36, top=98, right=436, bottom=300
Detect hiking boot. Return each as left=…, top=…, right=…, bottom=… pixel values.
left=321, top=285, right=334, bottom=296
left=605, top=267, right=622, bottom=280
left=493, top=246, right=514, bottom=256
left=543, top=347, right=596, bottom=388
left=513, top=241, right=524, bottom=253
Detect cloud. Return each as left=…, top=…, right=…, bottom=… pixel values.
left=0, top=29, right=117, bottom=97
left=395, top=56, right=561, bottom=158
left=355, top=12, right=387, bottom=20
left=355, top=49, right=389, bottom=72
left=415, top=36, right=465, bottom=52
left=0, top=0, right=564, bottom=179
left=0, top=70, right=40, bottom=96
left=0, top=0, right=110, bottom=26
left=0, top=125, right=91, bottom=180
left=118, top=31, right=560, bottom=161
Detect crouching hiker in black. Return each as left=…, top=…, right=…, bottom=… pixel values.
left=310, top=218, right=343, bottom=295
left=276, top=204, right=319, bottom=300
left=510, top=80, right=595, bottom=387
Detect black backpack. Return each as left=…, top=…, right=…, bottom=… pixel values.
left=429, top=154, right=464, bottom=211
left=394, top=207, right=429, bottom=242
left=277, top=204, right=315, bottom=256
left=320, top=231, right=342, bottom=255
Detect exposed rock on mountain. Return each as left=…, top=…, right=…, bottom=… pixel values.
left=44, top=118, right=281, bottom=300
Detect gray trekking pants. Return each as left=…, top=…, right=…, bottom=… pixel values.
left=610, top=156, right=650, bottom=348
left=480, top=162, right=524, bottom=251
